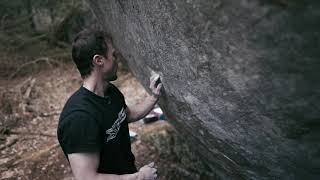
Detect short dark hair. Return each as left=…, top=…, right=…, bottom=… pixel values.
left=71, top=28, right=112, bottom=78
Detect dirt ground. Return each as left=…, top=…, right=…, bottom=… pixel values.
left=0, top=54, right=209, bottom=180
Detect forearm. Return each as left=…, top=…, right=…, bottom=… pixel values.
left=95, top=172, right=139, bottom=180
left=128, top=95, right=158, bottom=123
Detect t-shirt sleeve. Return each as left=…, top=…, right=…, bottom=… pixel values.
left=59, top=111, right=101, bottom=154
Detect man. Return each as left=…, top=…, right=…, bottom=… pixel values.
left=57, top=28, right=162, bottom=180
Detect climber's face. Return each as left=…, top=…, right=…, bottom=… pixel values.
left=101, top=41, right=118, bottom=82
left=92, top=39, right=118, bottom=82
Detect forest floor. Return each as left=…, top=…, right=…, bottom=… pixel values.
left=0, top=43, right=208, bottom=180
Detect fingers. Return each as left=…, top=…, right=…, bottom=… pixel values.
left=152, top=83, right=162, bottom=97
left=149, top=74, right=155, bottom=82
left=150, top=77, right=155, bottom=89
left=139, top=163, right=158, bottom=180
left=152, top=168, right=157, bottom=174
left=151, top=74, right=160, bottom=82
left=149, top=74, right=157, bottom=84
left=144, top=162, right=157, bottom=180
left=154, top=74, right=160, bottom=82
left=156, top=83, right=162, bottom=92
left=152, top=167, right=157, bottom=179
left=150, top=74, right=160, bottom=89
left=148, top=162, right=155, bottom=167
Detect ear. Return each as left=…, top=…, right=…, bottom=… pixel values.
left=93, top=55, right=104, bottom=66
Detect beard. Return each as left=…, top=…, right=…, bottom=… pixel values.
left=109, top=74, right=118, bottom=81
left=103, top=70, right=117, bottom=82
left=103, top=61, right=118, bottom=82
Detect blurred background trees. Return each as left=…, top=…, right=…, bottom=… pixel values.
left=0, top=0, right=95, bottom=78
left=0, top=0, right=93, bottom=51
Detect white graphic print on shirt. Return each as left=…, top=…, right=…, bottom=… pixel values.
left=105, top=107, right=126, bottom=142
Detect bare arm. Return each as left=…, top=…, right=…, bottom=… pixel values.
left=126, top=95, right=158, bottom=123
left=68, top=153, right=157, bottom=180
left=126, top=74, right=162, bottom=123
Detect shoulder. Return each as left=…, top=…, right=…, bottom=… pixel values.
left=60, top=87, right=97, bottom=120
left=63, top=110, right=92, bottom=120
left=109, top=83, right=121, bottom=93
left=59, top=110, right=95, bottom=128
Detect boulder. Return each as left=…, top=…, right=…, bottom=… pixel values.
left=88, top=0, right=320, bottom=179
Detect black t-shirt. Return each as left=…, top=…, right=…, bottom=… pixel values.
left=57, top=84, right=137, bottom=174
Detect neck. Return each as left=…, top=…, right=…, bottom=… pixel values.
left=82, top=72, right=109, bottom=97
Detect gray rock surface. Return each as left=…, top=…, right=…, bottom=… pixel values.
left=88, top=0, right=320, bottom=179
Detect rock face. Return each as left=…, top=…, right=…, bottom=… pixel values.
left=88, top=0, right=320, bottom=179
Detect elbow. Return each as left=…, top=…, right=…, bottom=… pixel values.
left=127, top=110, right=139, bottom=123
left=128, top=114, right=139, bottom=123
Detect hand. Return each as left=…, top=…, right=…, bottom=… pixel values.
left=149, top=74, right=162, bottom=98
left=138, top=162, right=157, bottom=180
